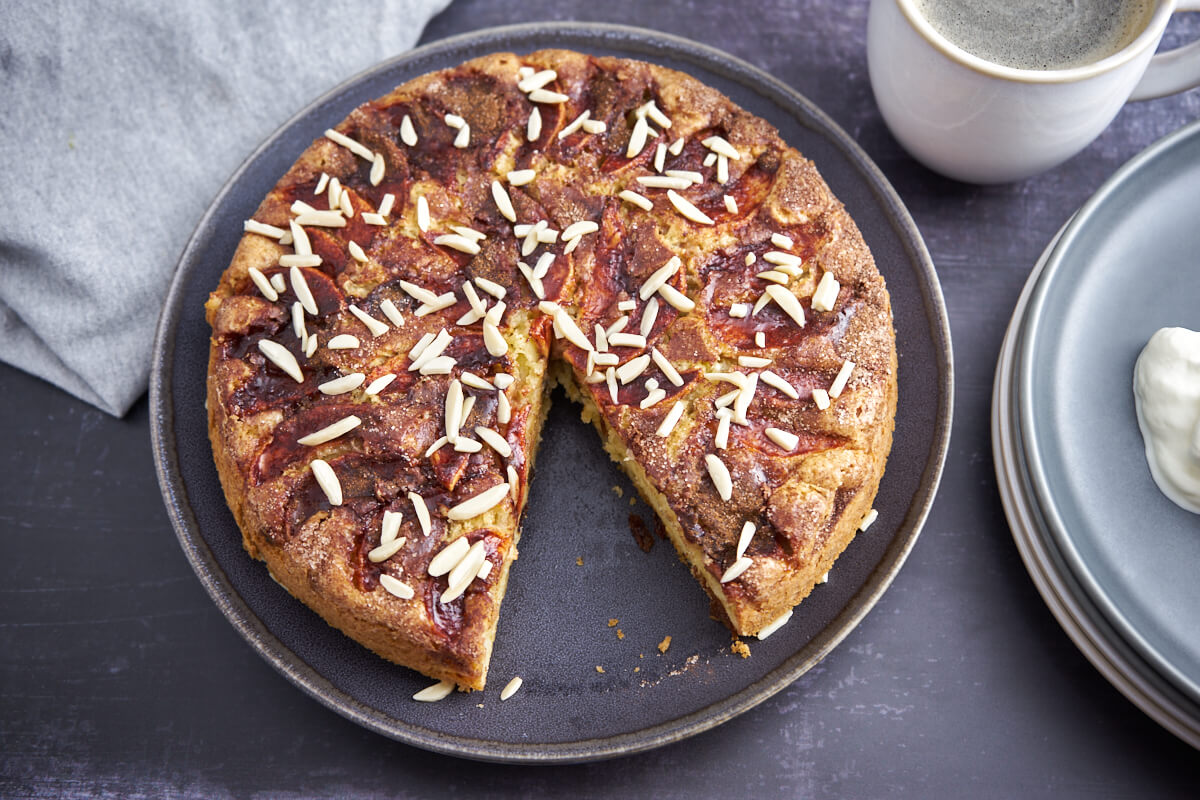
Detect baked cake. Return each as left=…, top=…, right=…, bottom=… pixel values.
left=205, top=49, right=897, bottom=691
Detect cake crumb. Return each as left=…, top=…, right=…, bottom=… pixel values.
left=628, top=514, right=654, bottom=553
left=576, top=556, right=584, bottom=566
left=634, top=666, right=640, bottom=673
left=657, top=635, right=672, bottom=654
left=731, top=638, right=751, bottom=658
left=616, top=629, right=624, bottom=640
left=629, top=497, right=636, bottom=505
left=477, top=703, right=485, bottom=708
left=596, top=665, right=605, bottom=673
left=612, top=485, right=623, bottom=497
left=608, top=618, right=618, bottom=627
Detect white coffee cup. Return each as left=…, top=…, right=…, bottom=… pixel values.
left=867, top=0, right=1200, bottom=183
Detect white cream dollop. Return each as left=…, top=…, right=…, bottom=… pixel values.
left=1133, top=327, right=1200, bottom=514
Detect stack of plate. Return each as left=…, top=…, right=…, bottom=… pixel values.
left=993, top=119, right=1200, bottom=748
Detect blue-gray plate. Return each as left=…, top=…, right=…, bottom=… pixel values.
left=1019, top=119, right=1200, bottom=707
left=150, top=22, right=951, bottom=763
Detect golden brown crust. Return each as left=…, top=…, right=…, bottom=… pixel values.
left=205, top=49, right=897, bottom=688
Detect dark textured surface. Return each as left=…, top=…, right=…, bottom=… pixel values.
left=3, top=0, right=1200, bottom=795
left=151, top=23, right=949, bottom=761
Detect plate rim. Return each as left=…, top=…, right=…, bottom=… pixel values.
left=1015, top=118, right=1200, bottom=707
left=992, top=225, right=1200, bottom=750
left=149, top=20, right=953, bottom=763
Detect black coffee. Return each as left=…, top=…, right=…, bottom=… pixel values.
left=913, top=0, right=1154, bottom=70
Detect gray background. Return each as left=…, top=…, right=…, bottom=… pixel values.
left=3, top=0, right=1200, bottom=797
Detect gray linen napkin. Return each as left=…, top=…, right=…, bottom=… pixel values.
left=0, top=0, right=451, bottom=416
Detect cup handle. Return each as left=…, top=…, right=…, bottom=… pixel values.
left=1130, top=2, right=1200, bottom=101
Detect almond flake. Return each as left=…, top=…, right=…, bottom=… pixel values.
left=812, top=388, right=831, bottom=410
left=348, top=304, right=389, bottom=337
left=270, top=273, right=288, bottom=293
left=412, top=679, right=453, bottom=702
left=528, top=88, right=568, bottom=103
left=453, top=438, right=482, bottom=453
left=736, top=521, right=756, bottom=559
left=370, top=152, right=385, bottom=186
left=811, top=271, right=840, bottom=312
left=639, top=256, right=682, bottom=300
left=318, top=373, right=365, bottom=395
left=287, top=219, right=312, bottom=256
left=617, top=299, right=637, bottom=312
left=433, top=234, right=481, bottom=255
left=294, top=210, right=347, bottom=228
left=705, top=454, right=733, bottom=501
left=362, top=212, right=386, bottom=226
left=729, top=303, right=750, bottom=319
left=859, top=508, right=879, bottom=531
left=473, top=276, right=506, bottom=299
left=416, top=293, right=457, bottom=317
left=364, top=374, right=396, bottom=395
left=517, top=69, right=557, bottom=92
left=581, top=119, right=606, bottom=134
left=369, top=536, right=407, bottom=564
left=656, top=401, right=685, bottom=437
left=755, top=331, right=766, bottom=348
left=257, top=339, right=303, bottom=383
left=447, top=483, right=510, bottom=521
left=636, top=175, right=691, bottom=191
left=594, top=352, right=619, bottom=367
left=445, top=379, right=464, bottom=442
left=764, top=251, right=803, bottom=269
left=770, top=232, right=794, bottom=250
left=247, top=267, right=278, bottom=301
left=441, top=540, right=487, bottom=603
left=561, top=220, right=598, bottom=240
left=829, top=360, right=855, bottom=398
left=757, top=270, right=790, bottom=285
left=656, top=283, right=695, bottom=313
left=476, top=426, right=512, bottom=458
left=664, top=169, right=704, bottom=184
left=639, top=297, right=660, bottom=338
left=378, top=193, right=396, bottom=218
left=554, top=308, right=593, bottom=352
left=417, top=195, right=430, bottom=232
left=639, top=100, right=672, bottom=129
left=380, top=299, right=404, bottom=328
left=291, top=302, right=307, bottom=341
left=606, top=315, right=629, bottom=336
left=244, top=219, right=288, bottom=240
left=298, top=415, right=362, bottom=446
left=724, top=195, right=739, bottom=214
left=444, top=113, right=466, bottom=129
left=381, top=510, right=403, bottom=544
left=378, top=574, right=415, bottom=600
left=619, top=189, right=653, bottom=211
left=721, top=556, right=753, bottom=584
left=627, top=114, right=651, bottom=159
left=516, top=261, right=545, bottom=299
left=310, top=458, right=342, bottom=506
left=400, top=114, right=418, bottom=146
left=733, top=373, right=758, bottom=426
left=409, top=492, right=431, bottom=536
left=650, top=348, right=683, bottom=386
left=738, top=355, right=772, bottom=368
left=756, top=609, right=793, bottom=640
left=324, top=128, right=373, bottom=161
left=533, top=251, right=555, bottom=279
left=765, top=285, right=806, bottom=328
left=608, top=332, right=647, bottom=349
left=606, top=366, right=618, bottom=404
left=669, top=136, right=685, bottom=155
left=715, top=412, right=731, bottom=449
left=500, top=676, right=523, bottom=701
left=526, top=107, right=542, bottom=141
left=752, top=292, right=772, bottom=316
left=478, top=558, right=493, bottom=580
left=491, top=180, right=517, bottom=222
left=453, top=124, right=470, bottom=149
left=715, top=389, right=740, bottom=408
left=765, top=427, right=799, bottom=451
left=558, top=109, right=591, bottom=139
left=348, top=240, right=368, bottom=263
left=639, top=388, right=666, bottom=409
left=760, top=370, right=800, bottom=399
left=616, top=354, right=651, bottom=384
left=460, top=373, right=495, bottom=391
left=666, top=190, right=714, bottom=225
left=654, top=142, right=667, bottom=173
left=497, top=391, right=511, bottom=425
left=702, top=135, right=741, bottom=161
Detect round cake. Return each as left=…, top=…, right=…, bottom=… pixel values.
left=205, top=49, right=897, bottom=692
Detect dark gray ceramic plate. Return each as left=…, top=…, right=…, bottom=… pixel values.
left=149, top=22, right=952, bottom=763
left=993, top=224, right=1200, bottom=749
left=1019, top=119, right=1200, bottom=707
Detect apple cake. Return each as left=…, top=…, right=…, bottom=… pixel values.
left=205, top=49, right=897, bottom=691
